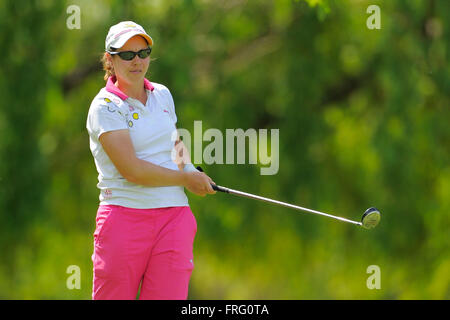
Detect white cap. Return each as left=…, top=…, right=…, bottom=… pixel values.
left=105, top=21, right=153, bottom=51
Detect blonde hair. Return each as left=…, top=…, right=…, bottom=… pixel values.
left=101, top=52, right=115, bottom=81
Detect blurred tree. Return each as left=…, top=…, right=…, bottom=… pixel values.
left=0, top=0, right=448, bottom=299
left=0, top=0, right=63, bottom=261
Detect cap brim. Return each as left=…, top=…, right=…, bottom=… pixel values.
left=109, top=31, right=153, bottom=50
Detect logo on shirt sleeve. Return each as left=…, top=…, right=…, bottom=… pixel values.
left=104, top=97, right=119, bottom=113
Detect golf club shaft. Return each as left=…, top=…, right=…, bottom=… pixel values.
left=196, top=166, right=362, bottom=226
left=212, top=184, right=362, bottom=226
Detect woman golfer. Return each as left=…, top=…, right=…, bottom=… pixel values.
left=86, top=21, right=215, bottom=300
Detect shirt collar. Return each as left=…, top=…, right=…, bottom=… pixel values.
left=105, top=75, right=154, bottom=101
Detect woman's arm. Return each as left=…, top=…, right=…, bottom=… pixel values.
left=99, top=129, right=216, bottom=196
left=173, top=130, right=197, bottom=172
left=174, top=136, right=187, bottom=172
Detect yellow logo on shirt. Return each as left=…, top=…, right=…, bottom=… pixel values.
left=132, top=113, right=139, bottom=120
left=104, top=98, right=111, bottom=103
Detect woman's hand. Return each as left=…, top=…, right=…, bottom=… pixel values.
left=182, top=171, right=216, bottom=197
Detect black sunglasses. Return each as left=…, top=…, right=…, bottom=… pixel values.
left=108, top=47, right=152, bottom=61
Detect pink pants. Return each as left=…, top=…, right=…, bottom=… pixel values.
left=91, top=205, right=197, bottom=300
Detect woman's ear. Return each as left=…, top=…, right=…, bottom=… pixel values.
left=106, top=52, right=113, bottom=63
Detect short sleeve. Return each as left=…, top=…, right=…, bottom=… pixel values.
left=87, top=101, right=128, bottom=139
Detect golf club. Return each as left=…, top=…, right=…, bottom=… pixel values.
left=197, top=167, right=380, bottom=229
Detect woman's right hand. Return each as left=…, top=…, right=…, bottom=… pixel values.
left=182, top=171, right=216, bottom=196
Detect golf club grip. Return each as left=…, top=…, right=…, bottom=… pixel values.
left=196, top=166, right=229, bottom=193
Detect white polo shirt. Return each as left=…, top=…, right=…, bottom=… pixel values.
left=86, top=76, right=189, bottom=209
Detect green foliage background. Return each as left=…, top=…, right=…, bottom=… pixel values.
left=0, top=0, right=448, bottom=299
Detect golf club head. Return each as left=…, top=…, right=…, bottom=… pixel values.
left=361, top=207, right=381, bottom=229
